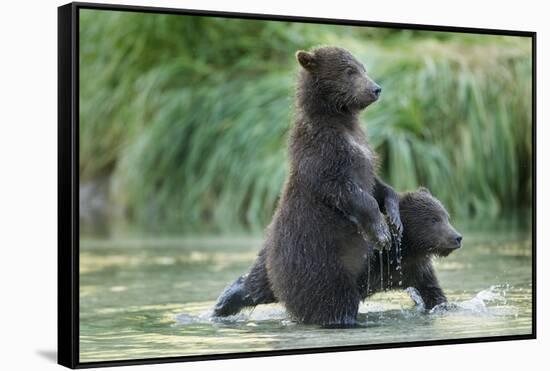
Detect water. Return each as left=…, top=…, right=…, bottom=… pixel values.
left=79, top=229, right=532, bottom=363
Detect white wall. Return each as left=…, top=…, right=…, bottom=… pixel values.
left=0, top=0, right=546, bottom=370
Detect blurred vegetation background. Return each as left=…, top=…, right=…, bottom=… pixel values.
left=79, top=10, right=532, bottom=237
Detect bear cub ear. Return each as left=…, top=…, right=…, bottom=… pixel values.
left=417, top=186, right=432, bottom=195
left=296, top=50, right=317, bottom=71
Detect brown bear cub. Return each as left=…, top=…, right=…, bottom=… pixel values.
left=214, top=46, right=404, bottom=327
left=357, top=187, right=462, bottom=309
left=213, top=188, right=462, bottom=320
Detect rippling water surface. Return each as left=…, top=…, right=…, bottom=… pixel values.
left=79, top=228, right=532, bottom=363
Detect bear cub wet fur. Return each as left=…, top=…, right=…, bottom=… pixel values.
left=213, top=188, right=462, bottom=318
left=214, top=46, right=405, bottom=327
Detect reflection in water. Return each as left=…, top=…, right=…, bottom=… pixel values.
left=79, top=229, right=532, bottom=363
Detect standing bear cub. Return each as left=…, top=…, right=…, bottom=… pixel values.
left=215, top=46, right=404, bottom=327
left=213, top=188, right=462, bottom=318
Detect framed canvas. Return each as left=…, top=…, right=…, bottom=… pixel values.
left=58, top=2, right=536, bottom=368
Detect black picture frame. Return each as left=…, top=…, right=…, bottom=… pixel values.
left=58, top=2, right=537, bottom=369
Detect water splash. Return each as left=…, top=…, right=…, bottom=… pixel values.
left=174, top=311, right=213, bottom=325
left=429, top=285, right=516, bottom=316
left=405, top=287, right=425, bottom=311
left=175, top=304, right=289, bottom=327
left=174, top=285, right=519, bottom=329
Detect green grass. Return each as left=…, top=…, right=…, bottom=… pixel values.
left=79, top=10, right=532, bottom=234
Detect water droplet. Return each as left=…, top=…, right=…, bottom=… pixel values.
left=379, top=250, right=384, bottom=291
left=386, top=249, right=391, bottom=290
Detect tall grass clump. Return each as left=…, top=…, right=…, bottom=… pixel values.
left=359, top=35, right=533, bottom=220
left=80, top=10, right=532, bottom=234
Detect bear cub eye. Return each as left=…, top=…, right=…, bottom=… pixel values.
left=431, top=217, right=439, bottom=224
left=346, top=66, right=357, bottom=75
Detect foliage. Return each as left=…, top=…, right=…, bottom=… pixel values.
left=80, top=10, right=532, bottom=234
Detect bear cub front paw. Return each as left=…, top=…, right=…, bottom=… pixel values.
left=365, top=216, right=391, bottom=251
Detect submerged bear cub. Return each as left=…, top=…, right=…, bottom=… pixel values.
left=231, top=46, right=403, bottom=327
left=214, top=188, right=462, bottom=319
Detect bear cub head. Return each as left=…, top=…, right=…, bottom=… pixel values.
left=400, top=187, right=463, bottom=258
left=296, top=46, right=382, bottom=112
